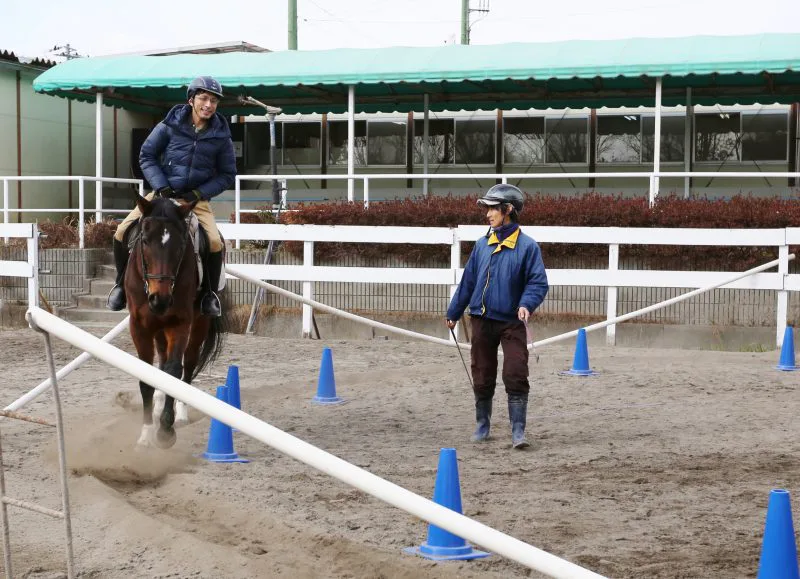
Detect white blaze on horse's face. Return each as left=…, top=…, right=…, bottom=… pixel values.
left=161, top=228, right=170, bottom=247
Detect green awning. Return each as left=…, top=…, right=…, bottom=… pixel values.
left=33, top=33, right=800, bottom=115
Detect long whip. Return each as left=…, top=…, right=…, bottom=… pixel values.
left=449, top=327, right=474, bottom=388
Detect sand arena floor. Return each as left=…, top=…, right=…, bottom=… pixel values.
left=0, top=326, right=798, bottom=578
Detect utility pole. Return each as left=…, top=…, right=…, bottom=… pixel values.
left=460, top=1, right=490, bottom=45
left=461, top=0, right=469, bottom=45
left=288, top=0, right=298, bottom=50
left=51, top=44, right=82, bottom=60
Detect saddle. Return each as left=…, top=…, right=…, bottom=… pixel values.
left=126, top=207, right=226, bottom=293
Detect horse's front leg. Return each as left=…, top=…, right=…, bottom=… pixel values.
left=130, top=326, right=157, bottom=448
left=156, top=326, right=190, bottom=449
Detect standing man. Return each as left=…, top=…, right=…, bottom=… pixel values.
left=446, top=184, right=549, bottom=449
left=107, top=76, right=236, bottom=317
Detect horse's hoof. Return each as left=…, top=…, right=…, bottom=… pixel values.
left=155, top=427, right=177, bottom=449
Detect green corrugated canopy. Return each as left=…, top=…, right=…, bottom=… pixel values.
left=33, top=33, right=800, bottom=115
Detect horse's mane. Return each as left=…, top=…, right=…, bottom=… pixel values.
left=148, top=197, right=184, bottom=223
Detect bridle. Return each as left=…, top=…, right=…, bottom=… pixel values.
left=137, top=219, right=190, bottom=297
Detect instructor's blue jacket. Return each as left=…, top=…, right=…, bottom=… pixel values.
left=139, top=104, right=236, bottom=201
left=447, top=228, right=549, bottom=323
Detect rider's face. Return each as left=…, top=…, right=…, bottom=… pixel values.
left=190, top=91, right=219, bottom=121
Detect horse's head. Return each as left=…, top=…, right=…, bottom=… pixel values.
left=135, top=194, right=198, bottom=315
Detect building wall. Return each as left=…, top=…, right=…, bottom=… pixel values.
left=0, top=63, right=153, bottom=224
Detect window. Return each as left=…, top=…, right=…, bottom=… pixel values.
left=245, top=122, right=282, bottom=168
left=367, top=121, right=407, bottom=165
left=546, top=117, right=588, bottom=164
left=283, top=122, right=321, bottom=166
left=328, top=121, right=367, bottom=166
left=413, top=119, right=454, bottom=165
left=503, top=117, right=545, bottom=164
left=695, top=113, right=740, bottom=162
left=642, top=115, right=685, bottom=162
left=742, top=112, right=788, bottom=161
left=597, top=115, right=641, bottom=163
left=454, top=119, right=495, bottom=165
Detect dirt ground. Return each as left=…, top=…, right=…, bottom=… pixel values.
left=0, top=325, right=798, bottom=579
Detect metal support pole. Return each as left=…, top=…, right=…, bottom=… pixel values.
left=95, top=92, right=103, bottom=224
left=423, top=94, right=430, bottom=196
left=347, top=85, right=355, bottom=203
left=449, top=230, right=461, bottom=341
left=684, top=87, right=693, bottom=199
left=777, top=245, right=789, bottom=348
left=269, top=112, right=280, bottom=210
left=42, top=332, right=75, bottom=579
left=2, top=179, right=8, bottom=243
left=652, top=78, right=662, bottom=203
left=26, top=227, right=39, bottom=308
left=0, top=421, right=12, bottom=578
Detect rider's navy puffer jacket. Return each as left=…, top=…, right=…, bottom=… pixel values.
left=139, top=104, right=236, bottom=201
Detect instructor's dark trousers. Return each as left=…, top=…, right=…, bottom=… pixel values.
left=470, top=316, right=530, bottom=400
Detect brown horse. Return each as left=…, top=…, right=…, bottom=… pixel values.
left=124, top=194, right=226, bottom=449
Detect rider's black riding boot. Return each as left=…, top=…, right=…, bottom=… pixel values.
left=470, top=397, right=493, bottom=442
left=508, top=394, right=530, bottom=450
left=106, top=239, right=129, bottom=311
left=201, top=250, right=223, bottom=317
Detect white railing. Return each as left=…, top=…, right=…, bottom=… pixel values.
left=218, top=223, right=800, bottom=347
left=23, top=306, right=604, bottom=579
left=0, top=223, right=39, bottom=307
left=2, top=176, right=144, bottom=248
left=233, top=171, right=800, bottom=231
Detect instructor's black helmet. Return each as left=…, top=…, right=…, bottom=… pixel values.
left=477, top=184, right=524, bottom=215
left=187, top=76, right=224, bottom=100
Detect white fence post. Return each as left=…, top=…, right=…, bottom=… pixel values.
left=2, top=178, right=8, bottom=243
left=95, top=93, right=103, bottom=224
left=449, top=229, right=460, bottom=341
left=364, top=177, right=370, bottom=208
left=302, top=240, right=314, bottom=338
left=776, top=244, right=789, bottom=348
left=27, top=226, right=39, bottom=307
left=235, top=176, right=241, bottom=250
left=78, top=178, right=85, bottom=249
left=606, top=243, right=619, bottom=346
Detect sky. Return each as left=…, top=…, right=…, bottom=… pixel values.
left=2, top=0, right=798, bottom=61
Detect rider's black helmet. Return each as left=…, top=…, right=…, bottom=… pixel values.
left=187, top=76, right=223, bottom=100
left=477, top=184, right=524, bottom=216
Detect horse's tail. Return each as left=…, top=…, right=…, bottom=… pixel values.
left=191, top=291, right=230, bottom=381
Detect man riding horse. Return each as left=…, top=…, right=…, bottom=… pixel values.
left=107, top=75, right=236, bottom=317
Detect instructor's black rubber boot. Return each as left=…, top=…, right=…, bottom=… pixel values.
left=106, top=239, right=129, bottom=311
left=470, top=398, right=492, bottom=442
left=508, top=395, right=530, bottom=449
left=201, top=251, right=223, bottom=317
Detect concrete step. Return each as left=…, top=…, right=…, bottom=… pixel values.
left=89, top=279, right=117, bottom=295
left=75, top=294, right=113, bottom=309
left=59, top=307, right=129, bottom=324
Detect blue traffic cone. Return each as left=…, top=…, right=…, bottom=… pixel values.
left=560, top=328, right=598, bottom=376
left=226, top=365, right=242, bottom=410
left=313, top=347, right=346, bottom=405
left=777, top=327, right=798, bottom=371
left=404, top=448, right=490, bottom=561
left=201, top=386, right=248, bottom=463
left=758, top=489, right=800, bottom=579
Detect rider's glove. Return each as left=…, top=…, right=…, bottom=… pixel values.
left=156, top=186, right=176, bottom=198
left=184, top=190, right=203, bottom=202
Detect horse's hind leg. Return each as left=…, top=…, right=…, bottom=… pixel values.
left=175, top=316, right=212, bottom=426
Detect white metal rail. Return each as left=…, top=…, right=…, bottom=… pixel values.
left=23, top=306, right=605, bottom=579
